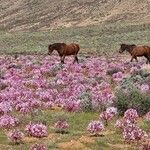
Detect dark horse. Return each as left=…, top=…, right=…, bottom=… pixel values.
left=119, top=44, right=150, bottom=64
left=48, top=43, right=80, bottom=64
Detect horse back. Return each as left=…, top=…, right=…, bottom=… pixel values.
left=64, top=43, right=80, bottom=55
left=132, top=46, right=150, bottom=56
left=70, top=43, right=80, bottom=51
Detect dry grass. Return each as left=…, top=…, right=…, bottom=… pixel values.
left=0, top=0, right=150, bottom=32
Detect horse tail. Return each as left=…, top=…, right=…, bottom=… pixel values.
left=75, top=44, right=80, bottom=53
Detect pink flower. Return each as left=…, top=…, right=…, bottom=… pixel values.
left=124, top=109, right=139, bottom=122
left=145, top=111, right=150, bottom=121
left=106, top=107, right=117, bottom=115
left=0, top=101, right=12, bottom=115
left=63, top=100, right=80, bottom=112
left=123, top=123, right=148, bottom=143
left=115, top=119, right=123, bottom=129
left=115, top=119, right=132, bottom=130
left=25, top=122, right=48, bottom=138
left=112, top=72, right=123, bottom=82
left=130, top=67, right=139, bottom=74
left=87, top=120, right=104, bottom=135
left=99, top=111, right=114, bottom=125
left=7, top=130, right=24, bottom=144
left=140, top=84, right=149, bottom=93
left=0, top=115, right=19, bottom=129
left=54, top=120, right=69, bottom=130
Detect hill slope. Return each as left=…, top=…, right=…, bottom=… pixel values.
left=0, top=0, right=150, bottom=31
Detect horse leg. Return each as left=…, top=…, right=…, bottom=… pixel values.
left=130, top=56, right=134, bottom=62
left=148, top=56, right=150, bottom=64
left=135, top=57, right=138, bottom=62
left=60, top=55, right=65, bottom=64
left=130, top=56, right=137, bottom=62
left=144, top=55, right=150, bottom=64
left=73, top=54, right=79, bottom=64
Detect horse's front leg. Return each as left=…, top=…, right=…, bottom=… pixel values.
left=135, top=56, right=138, bottom=62
left=147, top=56, right=150, bottom=64
left=130, top=56, right=134, bottom=62
left=73, top=54, right=79, bottom=64
left=60, top=55, right=65, bottom=64
left=130, top=56, right=137, bottom=62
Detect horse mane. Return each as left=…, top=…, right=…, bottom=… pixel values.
left=52, top=43, right=66, bottom=50
left=121, top=44, right=136, bottom=52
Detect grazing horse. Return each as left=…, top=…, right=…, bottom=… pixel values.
left=48, top=43, right=80, bottom=64
left=119, top=44, right=150, bottom=64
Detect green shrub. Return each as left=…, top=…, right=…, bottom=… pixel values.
left=79, top=91, right=93, bottom=112
left=115, top=89, right=150, bottom=116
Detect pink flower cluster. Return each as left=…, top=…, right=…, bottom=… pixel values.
left=54, top=120, right=69, bottom=130
left=124, top=109, right=139, bottom=122
left=112, top=72, right=123, bottom=82
left=130, top=66, right=139, bottom=74
left=140, top=84, right=149, bottom=94
left=106, top=107, right=117, bottom=115
left=63, top=100, right=80, bottom=112
left=123, top=123, right=148, bottom=143
left=99, top=111, right=114, bottom=122
left=25, top=122, right=48, bottom=138
left=0, top=115, right=19, bottom=129
left=87, top=120, right=104, bottom=135
left=99, top=107, right=117, bottom=125
left=7, top=129, right=24, bottom=144
left=145, top=111, right=150, bottom=121
left=115, top=108, right=148, bottom=143
left=0, top=101, right=12, bottom=115
left=29, top=143, right=48, bottom=150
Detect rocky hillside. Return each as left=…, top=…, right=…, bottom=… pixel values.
left=0, top=0, right=150, bottom=31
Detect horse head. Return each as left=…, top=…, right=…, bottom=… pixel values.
left=119, top=44, right=136, bottom=53
left=119, top=44, right=127, bottom=53
left=48, top=44, right=54, bottom=55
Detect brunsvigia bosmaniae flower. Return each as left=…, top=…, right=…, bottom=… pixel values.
left=123, top=123, right=148, bottom=143
left=87, top=120, right=104, bottom=136
left=54, top=119, right=69, bottom=134
left=0, top=115, right=19, bottom=130
left=123, top=108, right=139, bottom=123
left=7, top=129, right=24, bottom=144
left=99, top=107, right=117, bottom=126
left=145, top=111, right=150, bottom=121
left=25, top=122, right=48, bottom=138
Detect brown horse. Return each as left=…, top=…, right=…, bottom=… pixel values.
left=119, top=44, right=150, bottom=64
left=48, top=43, right=80, bottom=64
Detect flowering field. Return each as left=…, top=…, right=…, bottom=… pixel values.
left=0, top=55, right=150, bottom=150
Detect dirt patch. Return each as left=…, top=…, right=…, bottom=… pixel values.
left=0, top=144, right=12, bottom=150
left=52, top=106, right=63, bottom=111
left=23, top=136, right=38, bottom=143
left=46, top=133, right=60, bottom=142
left=102, top=130, right=115, bottom=136
left=58, top=140, right=89, bottom=150
left=107, top=143, right=131, bottom=149
left=78, top=135, right=95, bottom=144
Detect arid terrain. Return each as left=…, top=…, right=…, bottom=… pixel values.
left=0, top=0, right=150, bottom=31
left=0, top=1, right=150, bottom=150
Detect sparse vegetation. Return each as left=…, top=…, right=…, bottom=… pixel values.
left=0, top=1, right=150, bottom=149
left=0, top=22, right=150, bottom=55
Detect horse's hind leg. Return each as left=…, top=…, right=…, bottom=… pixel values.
left=144, top=55, right=150, bottom=64
left=148, top=56, right=150, bottom=64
